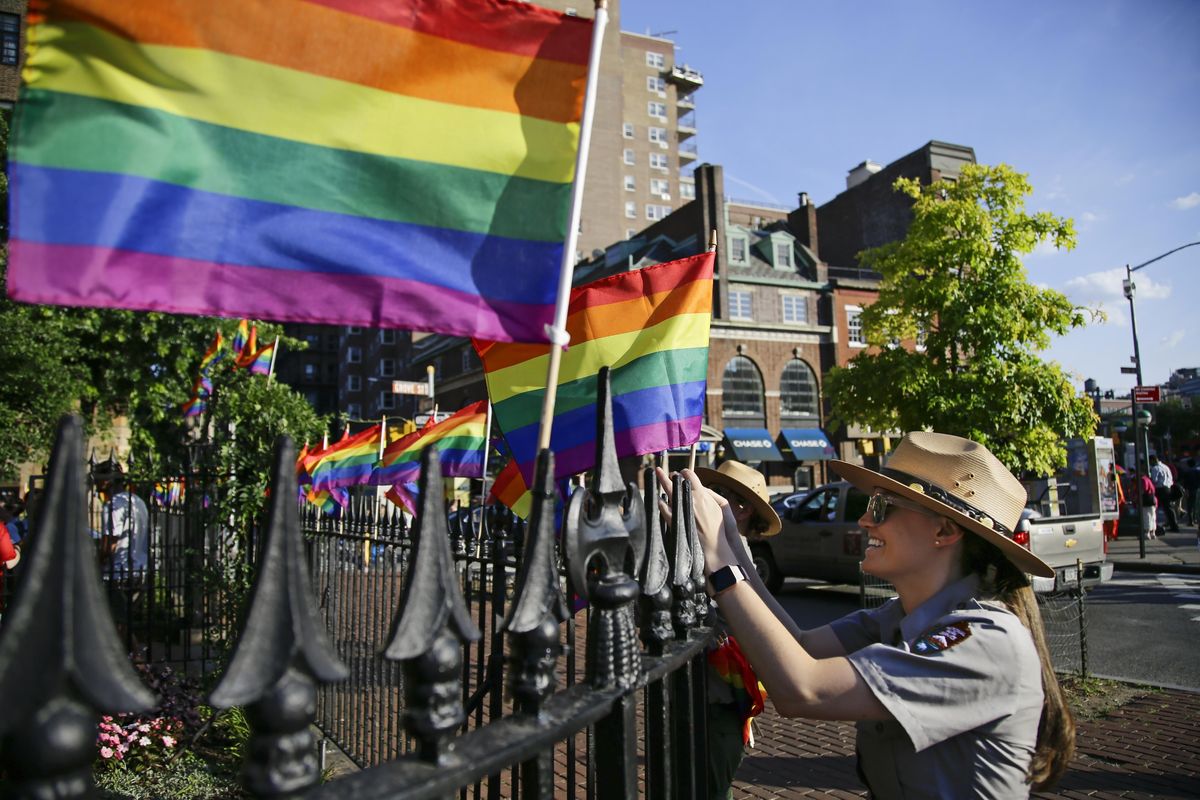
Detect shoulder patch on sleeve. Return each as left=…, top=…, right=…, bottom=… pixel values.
left=911, top=621, right=972, bottom=655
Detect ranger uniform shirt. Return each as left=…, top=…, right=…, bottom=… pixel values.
left=829, top=574, right=1043, bottom=799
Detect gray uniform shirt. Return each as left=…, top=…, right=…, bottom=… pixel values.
left=829, top=575, right=1043, bottom=799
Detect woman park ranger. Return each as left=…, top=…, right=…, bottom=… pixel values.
left=660, top=431, right=1074, bottom=798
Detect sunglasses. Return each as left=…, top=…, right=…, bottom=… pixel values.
left=866, top=492, right=938, bottom=524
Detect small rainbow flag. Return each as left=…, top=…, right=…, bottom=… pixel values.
left=198, top=331, right=225, bottom=373
left=708, top=636, right=767, bottom=745
left=474, top=252, right=714, bottom=486
left=310, top=423, right=383, bottom=492
left=247, top=342, right=274, bottom=376
left=488, top=459, right=532, bottom=519
left=234, top=325, right=259, bottom=368
left=8, top=0, right=592, bottom=343
left=306, top=486, right=346, bottom=515
left=232, top=319, right=249, bottom=355
left=371, top=401, right=489, bottom=510
left=181, top=396, right=206, bottom=418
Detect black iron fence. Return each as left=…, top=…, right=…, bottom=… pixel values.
left=0, top=371, right=718, bottom=798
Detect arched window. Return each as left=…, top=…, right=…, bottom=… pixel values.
left=722, top=356, right=765, bottom=424
left=780, top=359, right=818, bottom=418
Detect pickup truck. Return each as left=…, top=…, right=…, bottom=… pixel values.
left=748, top=436, right=1117, bottom=594
left=1018, top=437, right=1118, bottom=593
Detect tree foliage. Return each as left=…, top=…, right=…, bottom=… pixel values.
left=825, top=163, right=1096, bottom=476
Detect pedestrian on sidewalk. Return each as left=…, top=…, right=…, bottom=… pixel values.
left=1149, top=455, right=1180, bottom=532
left=1182, top=457, right=1200, bottom=526
left=662, top=432, right=1074, bottom=798
left=1139, top=468, right=1159, bottom=539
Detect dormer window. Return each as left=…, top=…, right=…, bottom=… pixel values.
left=729, top=235, right=749, bottom=265
left=775, top=241, right=793, bottom=268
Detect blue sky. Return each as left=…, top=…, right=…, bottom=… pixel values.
left=621, top=0, right=1200, bottom=395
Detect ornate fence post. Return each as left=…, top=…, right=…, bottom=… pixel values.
left=639, top=465, right=674, bottom=799
left=209, top=436, right=349, bottom=797
left=0, top=417, right=157, bottom=799
left=383, top=448, right=482, bottom=766
left=505, top=449, right=569, bottom=797
left=564, top=367, right=646, bottom=800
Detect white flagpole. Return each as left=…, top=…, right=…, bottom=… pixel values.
left=534, top=0, right=610, bottom=452
left=266, top=336, right=280, bottom=384
left=479, top=401, right=494, bottom=506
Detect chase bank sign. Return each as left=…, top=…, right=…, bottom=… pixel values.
left=731, top=437, right=773, bottom=449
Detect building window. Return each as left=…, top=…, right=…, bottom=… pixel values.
left=379, top=329, right=396, bottom=344
left=780, top=359, right=818, bottom=417
left=624, top=201, right=637, bottom=219
left=646, top=51, right=665, bottom=69
left=645, top=203, right=671, bottom=221
left=648, top=126, right=667, bottom=144
left=348, top=346, right=362, bottom=363
left=781, top=294, right=808, bottom=324
left=650, top=178, right=670, bottom=198
left=624, top=174, right=636, bottom=192
left=649, top=153, right=668, bottom=171
left=303, top=363, right=317, bottom=380
left=775, top=241, right=793, bottom=268
left=722, top=356, right=765, bottom=420
left=347, top=403, right=362, bottom=419
left=623, top=148, right=635, bottom=165
left=916, top=326, right=928, bottom=351
left=348, top=375, right=361, bottom=392
left=623, top=122, right=634, bottom=138
left=729, top=290, right=752, bottom=321
left=379, top=391, right=396, bottom=411
left=680, top=181, right=695, bottom=199
left=461, top=348, right=475, bottom=372
left=647, top=75, right=666, bottom=93
left=647, top=101, right=667, bottom=119
left=728, top=236, right=748, bottom=265
left=0, top=14, right=18, bottom=67
left=347, top=326, right=362, bottom=335
left=626, top=228, right=637, bottom=239
left=847, top=307, right=866, bottom=347
left=379, top=358, right=396, bottom=377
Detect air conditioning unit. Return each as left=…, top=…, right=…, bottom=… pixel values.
left=660, top=193, right=671, bottom=201
left=658, top=140, right=669, bottom=149
left=657, top=90, right=666, bottom=98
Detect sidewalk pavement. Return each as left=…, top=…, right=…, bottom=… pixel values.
left=732, top=524, right=1200, bottom=799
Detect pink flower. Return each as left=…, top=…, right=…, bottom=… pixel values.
left=101, top=716, right=113, bottom=723
left=161, top=735, right=176, bottom=748
left=100, top=747, right=114, bottom=759
left=138, top=736, right=151, bottom=747
left=138, top=724, right=151, bottom=733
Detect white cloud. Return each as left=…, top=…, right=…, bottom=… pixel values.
left=1078, top=211, right=1099, bottom=225
left=1115, top=173, right=1135, bottom=187
left=1171, top=192, right=1200, bottom=210
left=1064, top=267, right=1172, bottom=304
left=1028, top=239, right=1063, bottom=258
left=1161, top=329, right=1186, bottom=348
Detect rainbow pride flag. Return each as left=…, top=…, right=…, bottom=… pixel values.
left=371, top=402, right=488, bottom=506
left=474, top=252, right=714, bottom=485
left=247, top=342, right=275, bottom=376
left=234, top=325, right=258, bottom=368
left=8, top=0, right=592, bottom=343
left=232, top=319, right=249, bottom=356
left=488, top=459, right=533, bottom=519
left=198, top=331, right=225, bottom=373
left=310, top=423, right=383, bottom=492
left=181, top=397, right=206, bottom=418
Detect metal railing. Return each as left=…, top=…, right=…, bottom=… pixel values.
left=0, top=370, right=717, bottom=798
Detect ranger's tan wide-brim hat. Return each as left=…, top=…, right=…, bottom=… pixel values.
left=828, top=431, right=1053, bottom=578
left=694, top=460, right=782, bottom=537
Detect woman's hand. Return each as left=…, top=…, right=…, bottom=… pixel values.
left=654, top=466, right=739, bottom=575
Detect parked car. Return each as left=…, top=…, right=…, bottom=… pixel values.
left=750, top=481, right=870, bottom=592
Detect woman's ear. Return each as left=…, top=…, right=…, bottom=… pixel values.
left=937, top=519, right=965, bottom=546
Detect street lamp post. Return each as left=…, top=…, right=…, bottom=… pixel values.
left=1122, top=240, right=1200, bottom=559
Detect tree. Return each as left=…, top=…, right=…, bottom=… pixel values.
left=825, top=163, right=1096, bottom=476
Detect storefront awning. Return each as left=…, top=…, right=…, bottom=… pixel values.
left=722, top=428, right=784, bottom=462
left=777, top=428, right=836, bottom=461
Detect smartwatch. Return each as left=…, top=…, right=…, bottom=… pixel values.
left=706, top=564, right=749, bottom=597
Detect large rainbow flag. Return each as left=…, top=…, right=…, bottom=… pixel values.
left=474, top=252, right=714, bottom=484
left=8, top=0, right=593, bottom=343
left=310, top=423, right=383, bottom=493
left=372, top=401, right=489, bottom=510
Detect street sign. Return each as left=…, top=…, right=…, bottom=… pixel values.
left=391, top=380, right=430, bottom=396
left=1132, top=386, right=1161, bottom=404
left=1119, top=366, right=1138, bottom=375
